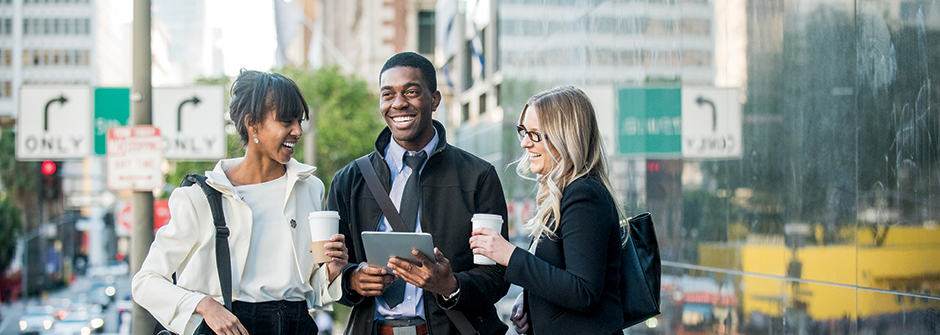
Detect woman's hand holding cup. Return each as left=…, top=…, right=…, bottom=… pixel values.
left=324, top=233, right=347, bottom=283
left=308, top=211, right=345, bottom=282
left=469, top=213, right=514, bottom=266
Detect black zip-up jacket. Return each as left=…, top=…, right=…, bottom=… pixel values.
left=327, top=120, right=510, bottom=335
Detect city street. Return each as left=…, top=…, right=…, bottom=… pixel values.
left=0, top=270, right=130, bottom=335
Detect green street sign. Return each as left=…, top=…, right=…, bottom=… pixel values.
left=94, top=88, right=130, bottom=155
left=618, top=87, right=682, bottom=157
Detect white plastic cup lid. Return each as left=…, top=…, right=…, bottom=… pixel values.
left=471, top=213, right=502, bottom=222
left=309, top=211, right=340, bottom=220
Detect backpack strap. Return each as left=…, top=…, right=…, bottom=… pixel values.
left=354, top=157, right=478, bottom=335
left=183, top=173, right=233, bottom=311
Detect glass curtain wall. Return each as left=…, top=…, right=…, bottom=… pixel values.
left=494, top=0, right=940, bottom=334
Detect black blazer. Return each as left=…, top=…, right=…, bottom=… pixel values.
left=505, top=175, right=624, bottom=335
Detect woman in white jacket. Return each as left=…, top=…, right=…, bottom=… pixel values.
left=132, top=69, right=347, bottom=335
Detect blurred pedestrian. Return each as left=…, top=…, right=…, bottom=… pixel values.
left=327, top=51, right=510, bottom=335
left=470, top=86, right=625, bottom=335
left=132, top=69, right=348, bottom=335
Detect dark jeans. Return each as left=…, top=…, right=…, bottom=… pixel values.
left=196, top=300, right=318, bottom=335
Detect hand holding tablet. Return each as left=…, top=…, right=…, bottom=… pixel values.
left=361, top=232, right=435, bottom=271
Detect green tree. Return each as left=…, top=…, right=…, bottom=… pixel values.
left=275, top=65, right=384, bottom=188
left=0, top=198, right=22, bottom=273
left=0, top=127, right=27, bottom=274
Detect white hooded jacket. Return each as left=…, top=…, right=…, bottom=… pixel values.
left=132, top=158, right=342, bottom=335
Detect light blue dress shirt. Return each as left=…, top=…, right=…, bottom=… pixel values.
left=374, top=128, right=439, bottom=320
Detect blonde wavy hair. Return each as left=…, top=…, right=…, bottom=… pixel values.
left=516, top=86, right=621, bottom=240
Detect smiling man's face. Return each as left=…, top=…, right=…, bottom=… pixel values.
left=379, top=66, right=441, bottom=151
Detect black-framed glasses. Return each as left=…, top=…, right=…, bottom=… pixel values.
left=517, top=125, right=546, bottom=143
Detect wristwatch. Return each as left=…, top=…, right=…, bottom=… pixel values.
left=443, top=287, right=460, bottom=301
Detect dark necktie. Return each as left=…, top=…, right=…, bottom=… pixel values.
left=399, top=151, right=427, bottom=231
left=383, top=151, right=427, bottom=308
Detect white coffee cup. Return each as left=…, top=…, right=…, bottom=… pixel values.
left=308, top=211, right=340, bottom=263
left=471, top=213, right=503, bottom=265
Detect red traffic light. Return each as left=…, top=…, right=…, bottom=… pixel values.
left=41, top=160, right=57, bottom=175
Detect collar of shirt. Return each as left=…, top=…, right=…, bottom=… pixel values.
left=384, top=127, right=439, bottom=176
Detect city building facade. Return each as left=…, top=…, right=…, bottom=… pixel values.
left=441, top=0, right=940, bottom=334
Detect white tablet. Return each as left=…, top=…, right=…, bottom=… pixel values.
left=361, top=231, right=435, bottom=271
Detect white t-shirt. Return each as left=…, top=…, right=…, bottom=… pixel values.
left=234, top=173, right=307, bottom=302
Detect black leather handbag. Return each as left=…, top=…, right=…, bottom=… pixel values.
left=620, top=212, right=662, bottom=328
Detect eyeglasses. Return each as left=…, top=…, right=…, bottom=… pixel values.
left=516, top=125, right=546, bottom=143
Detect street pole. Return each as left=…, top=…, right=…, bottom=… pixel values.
left=131, top=0, right=156, bottom=334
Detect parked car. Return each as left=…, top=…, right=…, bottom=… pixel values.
left=19, top=305, right=56, bottom=335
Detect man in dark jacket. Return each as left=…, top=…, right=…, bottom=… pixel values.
left=327, top=51, right=510, bottom=335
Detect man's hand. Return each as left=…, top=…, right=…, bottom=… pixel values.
left=195, top=296, right=247, bottom=335
left=387, top=248, right=458, bottom=296
left=349, top=262, right=396, bottom=297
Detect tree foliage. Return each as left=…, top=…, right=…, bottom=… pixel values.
left=0, top=127, right=38, bottom=207
left=0, top=127, right=26, bottom=274
left=0, top=198, right=22, bottom=273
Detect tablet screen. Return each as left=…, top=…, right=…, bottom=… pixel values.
left=361, top=231, right=435, bottom=270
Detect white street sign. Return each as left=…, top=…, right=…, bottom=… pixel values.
left=107, top=126, right=164, bottom=190
left=153, top=86, right=226, bottom=160
left=66, top=191, right=117, bottom=208
left=681, top=87, right=742, bottom=159
left=16, top=85, right=93, bottom=160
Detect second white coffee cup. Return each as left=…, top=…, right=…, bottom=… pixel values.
left=309, top=211, right=340, bottom=264
left=471, top=213, right=503, bottom=265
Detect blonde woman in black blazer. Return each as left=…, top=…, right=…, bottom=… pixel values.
left=471, top=86, right=625, bottom=335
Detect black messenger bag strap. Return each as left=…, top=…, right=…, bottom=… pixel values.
left=185, top=174, right=234, bottom=311
left=354, top=157, right=478, bottom=335
left=355, top=156, right=410, bottom=233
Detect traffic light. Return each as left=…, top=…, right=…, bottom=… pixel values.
left=40, top=160, right=61, bottom=200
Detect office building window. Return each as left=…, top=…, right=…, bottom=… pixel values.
left=0, top=81, right=10, bottom=98
left=418, top=11, right=435, bottom=54
left=479, top=93, right=487, bottom=115
left=462, top=102, right=470, bottom=122
left=495, top=84, right=501, bottom=107
left=1, top=18, right=10, bottom=35
left=20, top=48, right=89, bottom=66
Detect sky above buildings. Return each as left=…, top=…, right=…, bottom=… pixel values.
left=110, top=0, right=277, bottom=78
left=206, top=0, right=277, bottom=75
